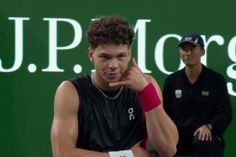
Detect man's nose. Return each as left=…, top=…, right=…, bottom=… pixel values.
left=108, top=59, right=119, bottom=69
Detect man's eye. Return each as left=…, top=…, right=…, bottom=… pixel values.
left=118, top=55, right=126, bottom=58
left=100, top=56, right=109, bottom=59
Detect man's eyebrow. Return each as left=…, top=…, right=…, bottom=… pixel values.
left=98, top=52, right=110, bottom=56
left=99, top=51, right=128, bottom=55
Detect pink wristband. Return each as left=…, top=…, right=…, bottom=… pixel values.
left=138, top=83, right=161, bottom=112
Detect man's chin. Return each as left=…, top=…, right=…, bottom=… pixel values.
left=107, top=78, right=120, bottom=83
left=106, top=75, right=121, bottom=82
left=185, top=63, right=195, bottom=67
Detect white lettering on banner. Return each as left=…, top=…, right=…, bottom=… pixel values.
left=227, top=36, right=236, bottom=96
left=154, top=34, right=184, bottom=75
left=42, top=18, right=82, bottom=72
left=0, top=17, right=30, bottom=72
left=134, top=19, right=151, bottom=73
left=0, top=17, right=235, bottom=96
left=201, top=35, right=224, bottom=65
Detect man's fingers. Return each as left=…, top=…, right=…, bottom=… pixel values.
left=198, top=132, right=203, bottom=140
left=205, top=131, right=212, bottom=141
left=194, top=130, right=199, bottom=137
left=132, top=58, right=139, bottom=68
left=109, top=81, right=127, bottom=87
left=201, top=133, right=206, bottom=141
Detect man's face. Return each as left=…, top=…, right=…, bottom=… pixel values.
left=179, top=42, right=205, bottom=67
left=88, top=44, right=131, bottom=85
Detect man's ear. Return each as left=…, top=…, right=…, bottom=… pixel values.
left=201, top=48, right=205, bottom=56
left=88, top=47, right=94, bottom=64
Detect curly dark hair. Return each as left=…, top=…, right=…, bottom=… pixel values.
left=86, top=15, right=135, bottom=49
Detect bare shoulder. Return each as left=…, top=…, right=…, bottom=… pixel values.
left=56, top=80, right=77, bottom=96
left=54, top=80, right=79, bottom=116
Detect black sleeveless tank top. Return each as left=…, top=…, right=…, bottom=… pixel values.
left=70, top=74, right=146, bottom=151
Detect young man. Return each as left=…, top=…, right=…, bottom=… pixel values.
left=51, top=15, right=178, bottom=157
left=163, top=33, right=232, bottom=156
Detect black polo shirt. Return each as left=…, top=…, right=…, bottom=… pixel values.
left=163, top=65, right=232, bottom=137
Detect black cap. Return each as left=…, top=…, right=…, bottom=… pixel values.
left=178, top=33, right=204, bottom=48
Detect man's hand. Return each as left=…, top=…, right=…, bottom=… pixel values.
left=131, top=141, right=150, bottom=157
left=109, top=58, right=149, bottom=92
left=194, top=125, right=212, bottom=141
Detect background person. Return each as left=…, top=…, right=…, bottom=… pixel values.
left=163, top=32, right=232, bottom=156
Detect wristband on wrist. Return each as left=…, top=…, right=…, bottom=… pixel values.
left=138, top=82, right=161, bottom=112
left=108, top=150, right=133, bottom=157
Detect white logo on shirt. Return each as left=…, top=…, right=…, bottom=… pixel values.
left=175, top=89, right=182, bottom=99
left=128, top=107, right=135, bottom=120
left=202, top=90, right=210, bottom=96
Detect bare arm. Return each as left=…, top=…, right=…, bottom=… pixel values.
left=110, top=58, right=178, bottom=157
left=51, top=81, right=109, bottom=157
left=144, top=76, right=178, bottom=157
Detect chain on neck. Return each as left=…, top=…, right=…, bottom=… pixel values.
left=90, top=73, right=123, bottom=100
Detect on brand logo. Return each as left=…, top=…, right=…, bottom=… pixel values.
left=128, top=107, right=135, bottom=120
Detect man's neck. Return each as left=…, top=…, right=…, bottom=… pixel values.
left=185, top=63, right=203, bottom=84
